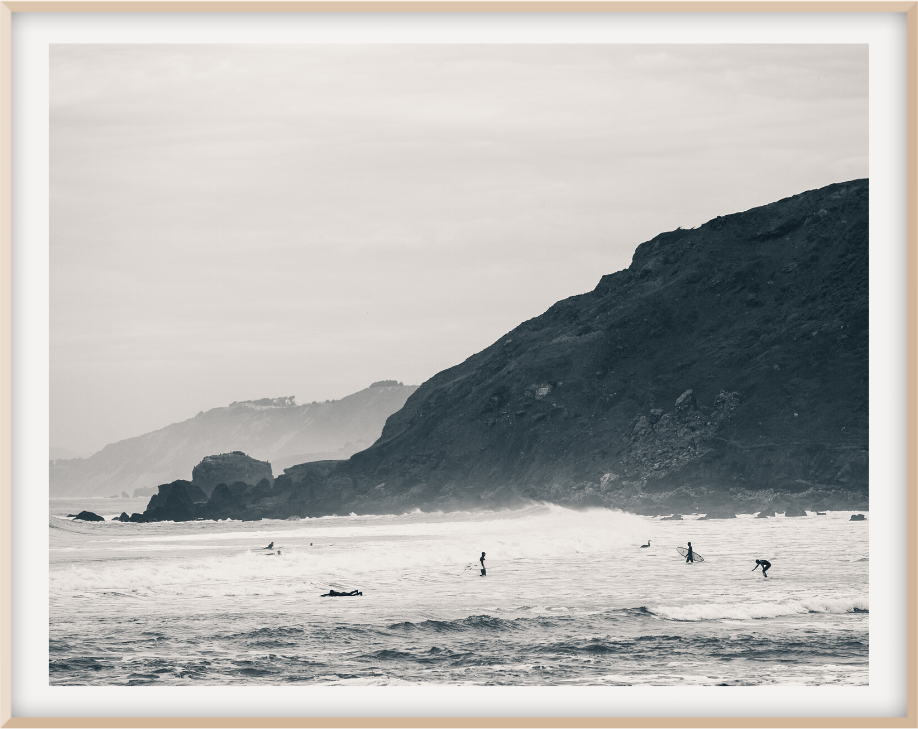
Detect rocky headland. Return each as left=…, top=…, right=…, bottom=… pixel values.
left=131, top=180, right=868, bottom=522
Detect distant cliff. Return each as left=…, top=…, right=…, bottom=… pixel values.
left=50, top=384, right=417, bottom=497
left=134, top=180, right=869, bottom=521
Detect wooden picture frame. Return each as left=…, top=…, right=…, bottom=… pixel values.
left=2, top=2, right=915, bottom=726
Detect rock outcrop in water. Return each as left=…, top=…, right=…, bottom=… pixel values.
left=138, top=481, right=209, bottom=522
left=73, top=511, right=104, bottom=521
left=191, top=452, right=273, bottom=497
left=136, top=180, right=868, bottom=521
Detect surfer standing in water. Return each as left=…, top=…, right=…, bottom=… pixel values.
left=685, top=542, right=694, bottom=563
left=480, top=552, right=486, bottom=576
left=752, top=559, right=771, bottom=577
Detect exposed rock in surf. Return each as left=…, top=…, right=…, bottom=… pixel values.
left=73, top=511, right=104, bottom=521
left=113, top=512, right=130, bottom=522
left=191, top=453, right=273, bottom=497
left=198, top=481, right=250, bottom=521
left=784, top=505, right=808, bottom=517
left=143, top=481, right=208, bottom=522
left=756, top=510, right=776, bottom=518
left=660, top=514, right=683, bottom=520
left=850, top=513, right=866, bottom=521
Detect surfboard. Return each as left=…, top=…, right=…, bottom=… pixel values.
left=676, top=547, right=705, bottom=563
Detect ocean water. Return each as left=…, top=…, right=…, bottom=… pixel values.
left=49, top=501, right=868, bottom=686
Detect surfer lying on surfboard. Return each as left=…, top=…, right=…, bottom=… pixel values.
left=321, top=589, right=362, bottom=597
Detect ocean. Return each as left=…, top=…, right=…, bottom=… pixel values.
left=49, top=500, right=868, bottom=686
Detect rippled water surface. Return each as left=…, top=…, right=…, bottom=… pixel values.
left=49, top=502, right=868, bottom=685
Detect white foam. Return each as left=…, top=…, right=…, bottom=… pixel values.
left=652, top=597, right=869, bottom=621
left=49, top=505, right=647, bottom=598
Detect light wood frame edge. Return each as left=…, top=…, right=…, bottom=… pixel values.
left=0, top=2, right=913, bottom=727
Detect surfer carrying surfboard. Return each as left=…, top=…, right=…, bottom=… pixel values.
left=676, top=545, right=704, bottom=562
left=752, top=559, right=771, bottom=577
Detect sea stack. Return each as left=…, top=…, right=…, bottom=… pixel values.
left=191, top=452, right=274, bottom=497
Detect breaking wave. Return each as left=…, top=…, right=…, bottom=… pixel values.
left=649, top=597, right=869, bottom=622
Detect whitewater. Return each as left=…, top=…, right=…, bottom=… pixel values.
left=49, top=501, right=868, bottom=685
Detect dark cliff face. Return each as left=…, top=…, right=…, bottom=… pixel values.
left=330, top=179, right=868, bottom=514
left=135, top=179, right=869, bottom=522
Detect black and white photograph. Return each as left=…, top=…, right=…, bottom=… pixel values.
left=48, top=43, right=870, bottom=688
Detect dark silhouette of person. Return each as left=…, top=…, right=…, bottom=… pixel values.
left=752, top=559, right=771, bottom=577
left=321, top=589, right=362, bottom=597
left=480, top=552, right=486, bottom=576
left=264, top=542, right=274, bottom=549
left=685, top=542, right=694, bottom=563
left=641, top=540, right=651, bottom=548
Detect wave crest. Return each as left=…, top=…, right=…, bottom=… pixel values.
left=650, top=597, right=868, bottom=621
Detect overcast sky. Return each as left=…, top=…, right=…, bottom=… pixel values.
left=51, top=44, right=868, bottom=456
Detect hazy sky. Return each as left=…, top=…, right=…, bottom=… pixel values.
left=51, top=45, right=868, bottom=455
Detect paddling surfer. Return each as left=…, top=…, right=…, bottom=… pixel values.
left=752, top=559, right=771, bottom=578
left=321, top=589, right=362, bottom=597
left=685, top=542, right=695, bottom=563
